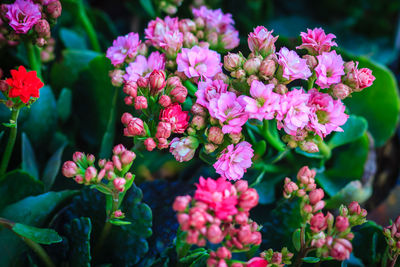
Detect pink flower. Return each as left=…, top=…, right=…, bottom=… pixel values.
left=221, top=29, right=240, bottom=50
left=195, top=79, right=228, bottom=109
left=310, top=212, right=327, bottom=233
left=240, top=80, right=280, bottom=121
left=159, top=103, right=189, bottom=134
left=297, top=28, right=337, bottom=54
left=106, top=32, right=141, bottom=66
left=315, top=50, right=345, bottom=89
left=192, top=6, right=235, bottom=34
left=248, top=26, right=278, bottom=56
left=357, top=68, right=375, bottom=89
left=309, top=188, right=324, bottom=205
left=172, top=195, right=191, bottom=212
left=276, top=89, right=311, bottom=136
left=246, top=257, right=268, bottom=267
left=213, top=141, right=254, bottom=181
left=5, top=0, right=41, bottom=34
left=159, top=30, right=183, bottom=56
left=335, top=216, right=349, bottom=232
left=194, top=177, right=238, bottom=220
left=123, top=52, right=166, bottom=83
left=62, top=161, right=78, bottom=178
left=169, top=136, right=199, bottom=162
left=307, top=89, right=348, bottom=137
left=277, top=47, right=312, bottom=81
left=176, top=46, right=222, bottom=80
left=330, top=238, right=352, bottom=261
left=145, top=16, right=179, bottom=48
left=209, top=92, right=248, bottom=134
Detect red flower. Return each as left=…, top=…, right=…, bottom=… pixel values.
left=6, top=66, right=44, bottom=103
left=159, top=103, right=189, bottom=133
left=247, top=257, right=268, bottom=267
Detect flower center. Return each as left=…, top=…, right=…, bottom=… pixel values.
left=316, top=110, right=329, bottom=124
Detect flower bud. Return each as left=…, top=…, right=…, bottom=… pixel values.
left=235, top=180, right=248, bottom=193
left=149, top=70, right=166, bottom=94
left=271, top=252, right=282, bottom=264
left=204, top=143, right=218, bottom=153
left=87, top=154, right=95, bottom=164
left=247, top=75, right=259, bottom=86
left=299, top=141, right=319, bottom=153
left=137, top=43, right=148, bottom=55
left=110, top=70, right=125, bottom=87
left=356, top=68, right=375, bottom=90
left=224, top=53, right=243, bottom=72
left=194, top=17, right=205, bottom=29
left=239, top=188, right=259, bottom=211
left=186, top=229, right=199, bottom=244
left=303, top=204, right=312, bottom=213
left=74, top=175, right=83, bottom=184
left=112, top=155, right=122, bottom=171
left=172, top=195, right=191, bottom=212
left=207, top=126, right=224, bottom=144
left=332, top=83, right=351, bottom=99
left=309, top=188, right=324, bottom=205
left=207, top=224, right=224, bottom=244
left=84, top=166, right=97, bottom=182
left=36, top=38, right=46, bottom=47
left=113, top=178, right=126, bottom=192
left=113, top=144, right=126, bottom=155
left=134, top=96, right=148, bottom=110
left=125, top=118, right=144, bottom=136
left=235, top=212, right=248, bottom=225
left=170, top=85, right=187, bottom=103
left=0, top=80, right=9, bottom=92
left=47, top=1, right=62, bottom=19
left=348, top=201, right=361, bottom=215
left=123, top=81, right=137, bottom=97
left=244, top=57, right=261, bottom=75
left=335, top=216, right=349, bottom=232
left=179, top=19, right=196, bottom=32
left=216, top=246, right=231, bottom=259
left=183, top=32, right=198, bottom=47
left=313, top=200, right=325, bottom=212
left=177, top=213, right=190, bottom=230
left=72, top=152, right=84, bottom=163
left=310, top=213, right=327, bottom=233
left=191, top=103, right=206, bottom=116
left=62, top=161, right=78, bottom=177
left=121, top=112, right=134, bottom=125
left=158, top=95, right=171, bottom=107
left=191, top=115, right=205, bottom=130
left=113, top=210, right=124, bottom=218
left=207, top=32, right=219, bottom=47
left=166, top=76, right=182, bottom=89
left=169, top=136, right=199, bottom=162
left=120, top=150, right=136, bottom=165
left=144, top=138, right=157, bottom=151
left=231, top=69, right=246, bottom=79
left=229, top=132, right=242, bottom=144
left=34, top=20, right=50, bottom=38
left=259, top=59, right=276, bottom=78
left=274, top=84, right=287, bottom=95
left=137, top=77, right=148, bottom=88
left=156, top=122, right=172, bottom=139
left=303, top=55, right=318, bottom=69
left=124, top=96, right=133, bottom=105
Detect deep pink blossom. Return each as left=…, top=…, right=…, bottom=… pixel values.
left=248, top=26, right=278, bottom=56
left=159, top=103, right=189, bottom=134
left=195, top=79, right=228, bottom=109
left=106, top=32, right=141, bottom=66
left=176, top=46, right=222, bottom=80
left=315, top=50, right=344, bottom=89
left=297, top=28, right=337, bottom=54
left=123, top=52, right=165, bottom=83
left=330, top=238, right=352, bottom=261
left=213, top=141, right=254, bottom=181
left=357, top=68, right=375, bottom=89
left=307, top=89, right=348, bottom=137
left=5, top=0, right=41, bottom=34
left=144, top=16, right=179, bottom=48
left=277, top=47, right=312, bottom=81
left=240, top=80, right=280, bottom=121
left=209, top=92, right=247, bottom=134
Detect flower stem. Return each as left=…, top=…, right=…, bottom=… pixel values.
left=99, top=88, right=118, bottom=158
left=77, top=0, right=101, bottom=52
left=0, top=108, right=20, bottom=176
left=317, top=140, right=331, bottom=159
left=388, top=254, right=399, bottom=267
left=25, top=42, right=42, bottom=79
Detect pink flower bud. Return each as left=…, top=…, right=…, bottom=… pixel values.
left=191, top=115, right=205, bottom=130
left=84, top=166, right=97, bottom=182
left=121, top=112, right=134, bottom=125
left=310, top=213, right=327, bottom=233
left=113, top=210, right=124, bottom=218
left=183, top=32, right=198, bottom=47
left=113, top=178, right=126, bottom=192
left=244, top=57, right=261, bottom=75
left=235, top=180, right=248, bottom=193
left=271, top=252, right=282, bottom=264
left=112, top=155, right=122, bottom=171
left=313, top=200, right=325, bottom=212
left=62, top=161, right=78, bottom=177
left=125, top=172, right=133, bottom=180
left=177, top=213, right=190, bottom=230
left=239, top=188, right=259, bottom=211
left=297, top=166, right=316, bottom=184
left=113, top=144, right=126, bottom=155
left=332, top=83, right=351, bottom=100
left=205, top=143, right=218, bottom=153
left=274, top=84, right=288, bottom=95
left=335, top=216, right=349, bottom=232
left=155, top=122, right=172, bottom=139
left=303, top=204, right=312, bottom=213
left=72, top=152, right=84, bottom=163
left=207, top=126, right=224, bottom=144
left=34, top=20, right=50, bottom=38
left=159, top=95, right=171, bottom=107
left=247, top=257, right=268, bottom=267
left=157, top=138, right=169, bottom=149
left=356, top=68, right=375, bottom=90
left=231, top=69, right=246, bottom=79
left=47, top=1, right=62, bottom=19
left=186, top=229, right=199, bottom=244
left=144, top=138, right=156, bottom=151
left=330, top=238, right=352, bottom=261
left=172, top=195, right=191, bottom=212
left=124, top=96, right=134, bottom=106
left=348, top=201, right=361, bottom=215
left=235, top=212, right=248, bottom=225
left=303, top=55, right=318, bottom=69
left=166, top=76, right=182, bottom=88
left=170, top=85, right=187, bottom=103
left=134, top=96, right=148, bottom=110
left=283, top=178, right=298, bottom=197
left=259, top=59, right=276, bottom=78
left=125, top=118, right=144, bottom=136
left=191, top=103, right=206, bottom=116
left=229, top=132, right=242, bottom=144
left=149, top=70, right=166, bottom=94
left=0, top=80, right=9, bottom=92
left=120, top=150, right=135, bottom=165
left=224, top=53, right=243, bottom=72
left=299, top=141, right=319, bottom=153
left=216, top=246, right=231, bottom=259
left=86, top=154, right=95, bottom=164
left=97, top=169, right=106, bottom=181
left=309, top=188, right=324, bottom=205
left=137, top=77, right=148, bottom=88
left=207, top=224, right=224, bottom=244
left=74, top=175, right=83, bottom=184
left=137, top=43, right=148, bottom=55
left=123, top=81, right=137, bottom=97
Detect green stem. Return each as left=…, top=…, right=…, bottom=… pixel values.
left=389, top=254, right=399, bottom=267
left=22, top=237, right=56, bottom=267
left=0, top=108, right=20, bottom=176
left=318, top=141, right=331, bottom=159
left=25, top=42, right=42, bottom=79
left=307, top=76, right=316, bottom=90
left=253, top=162, right=285, bottom=173
left=99, top=88, right=118, bottom=158
left=77, top=0, right=101, bottom=52
left=183, top=80, right=197, bottom=97
left=260, top=121, right=286, bottom=152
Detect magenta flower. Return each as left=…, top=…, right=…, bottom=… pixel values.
left=176, top=46, right=222, bottom=80
left=195, top=79, right=228, bottom=109
left=297, top=28, right=337, bottom=55
left=307, top=89, right=348, bottom=137
left=123, top=51, right=165, bottom=83
left=192, top=6, right=234, bottom=33
left=247, top=26, right=278, bottom=56
left=315, top=50, right=345, bottom=89
left=277, top=47, right=312, bottom=81
left=159, top=30, right=183, bottom=56
left=145, top=16, right=180, bottom=48
left=276, top=88, right=311, bottom=136
left=213, top=141, right=254, bottom=181
left=209, top=92, right=248, bottom=134
left=106, top=32, right=141, bottom=66
left=5, top=0, right=41, bottom=34
left=169, top=136, right=199, bottom=162
left=240, top=80, right=280, bottom=121
left=221, top=29, right=240, bottom=50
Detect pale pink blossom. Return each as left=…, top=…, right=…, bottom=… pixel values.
left=213, top=141, right=254, bottom=181
left=240, top=80, right=280, bottom=121
left=106, top=32, right=141, bottom=66
left=144, top=16, right=179, bottom=48
left=123, top=52, right=166, bottom=83
left=169, top=136, right=199, bottom=162
left=5, top=0, right=41, bottom=34
left=176, top=46, right=222, bottom=80
left=209, top=92, right=247, bottom=134
left=248, top=26, right=278, bottom=56
left=195, top=79, right=228, bottom=109
left=192, top=6, right=234, bottom=33
left=297, top=28, right=337, bottom=54
left=315, top=50, right=344, bottom=89
left=357, top=68, right=375, bottom=89
left=330, top=238, right=352, bottom=261
left=307, top=89, right=348, bottom=137
left=277, top=47, right=312, bottom=81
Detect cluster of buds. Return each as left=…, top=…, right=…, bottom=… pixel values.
left=158, top=0, right=183, bottom=15
left=0, top=0, right=62, bottom=47
left=246, top=248, right=293, bottom=267
left=284, top=166, right=367, bottom=261
left=173, top=178, right=261, bottom=266
left=383, top=215, right=400, bottom=263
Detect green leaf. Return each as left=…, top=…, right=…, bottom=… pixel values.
left=254, top=140, right=267, bottom=157
left=0, top=170, right=44, bottom=211
left=324, top=180, right=372, bottom=209
left=57, top=88, right=72, bottom=123
left=65, top=217, right=92, bottom=267
left=0, top=190, right=77, bottom=266
left=59, top=28, right=87, bottom=50
left=12, top=223, right=62, bottom=245
left=302, top=257, right=320, bottom=263
left=21, top=133, right=39, bottom=180
left=180, top=248, right=208, bottom=263
left=99, top=88, right=118, bottom=159
left=189, top=253, right=209, bottom=267
left=292, top=228, right=301, bottom=252
left=90, top=184, right=112, bottom=195
left=139, top=0, right=156, bottom=18
left=328, top=115, right=368, bottom=149
left=253, top=180, right=276, bottom=205
left=109, top=219, right=131, bottom=226
left=42, top=145, right=66, bottom=191
left=0, top=131, right=4, bottom=143
left=343, top=56, right=400, bottom=147
left=2, top=122, right=16, bottom=128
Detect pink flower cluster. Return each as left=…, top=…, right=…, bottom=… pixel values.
left=297, top=27, right=337, bottom=55
left=284, top=166, right=368, bottom=261
left=173, top=178, right=260, bottom=252
left=106, top=32, right=142, bottom=67
left=383, top=215, right=400, bottom=259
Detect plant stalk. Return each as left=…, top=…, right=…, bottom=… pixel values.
left=388, top=254, right=399, bottom=267
left=77, top=1, right=101, bottom=52
left=25, top=42, right=42, bottom=79
left=22, top=237, right=56, bottom=267
left=0, top=108, right=20, bottom=176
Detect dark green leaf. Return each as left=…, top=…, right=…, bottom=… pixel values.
left=0, top=170, right=44, bottom=211
left=324, top=180, right=372, bottom=209
left=42, top=145, right=66, bottom=191
left=189, top=253, right=209, bottom=267
left=109, top=219, right=131, bottom=226
left=22, top=133, right=39, bottom=180
left=139, top=0, right=156, bottom=18
left=65, top=217, right=92, bottom=267
left=57, top=88, right=72, bottom=123
left=59, top=28, right=87, bottom=50
left=2, top=122, right=16, bottom=128
left=302, top=257, right=320, bottom=263
left=328, top=115, right=368, bottom=149
left=12, top=223, right=62, bottom=245
left=0, top=131, right=4, bottom=143
left=254, top=180, right=276, bottom=205
left=99, top=88, right=118, bottom=158
left=180, top=248, right=208, bottom=263
left=292, top=228, right=301, bottom=252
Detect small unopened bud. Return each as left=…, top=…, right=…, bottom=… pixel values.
left=0, top=80, right=9, bottom=92
left=231, top=69, right=246, bottom=79
left=194, top=17, right=205, bottom=29
left=247, top=75, right=259, bottom=86
left=303, top=55, right=318, bottom=69
left=348, top=201, right=361, bottom=215
left=216, top=246, right=231, bottom=259
left=124, top=96, right=133, bottom=105
left=332, top=83, right=351, bottom=100
left=235, top=180, right=248, bottom=193
left=173, top=195, right=191, bottom=212
left=62, top=161, right=78, bottom=178
left=259, top=59, right=276, bottom=78
left=149, top=70, right=166, bottom=94
left=113, top=178, right=126, bottom=192
left=123, top=81, right=137, bottom=97
left=36, top=38, right=46, bottom=47
left=113, top=210, right=124, bottom=218
left=244, top=57, right=261, bottom=75
left=47, top=1, right=62, bottom=19
left=86, top=154, right=95, bottom=164
left=110, top=70, right=125, bottom=87
left=166, top=76, right=182, bottom=89
left=74, top=175, right=83, bottom=183
left=156, top=122, right=172, bottom=139
left=274, top=84, right=287, bottom=94
left=309, top=188, right=324, bottom=205
left=121, top=112, right=133, bottom=125
left=335, top=216, right=349, bottom=232
left=134, top=96, right=148, bottom=110
left=207, top=126, right=224, bottom=144
left=191, top=103, right=206, bottom=116
left=137, top=43, right=148, bottom=55
left=299, top=141, right=319, bottom=153
left=183, top=32, right=198, bottom=47
left=120, top=150, right=136, bottom=165
left=144, top=138, right=157, bottom=151
left=157, top=138, right=169, bottom=149
left=191, top=115, right=205, bottom=130
left=137, top=77, right=148, bottom=88
left=224, top=53, right=243, bottom=72
left=34, top=19, right=50, bottom=38
left=204, top=143, right=217, bottom=153
left=84, top=166, right=97, bottom=182
left=229, top=132, right=242, bottom=144
left=72, top=152, right=84, bottom=163
left=170, top=85, right=187, bottom=103
left=125, top=118, right=144, bottom=136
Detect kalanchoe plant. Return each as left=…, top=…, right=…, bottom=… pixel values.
left=383, top=215, right=400, bottom=267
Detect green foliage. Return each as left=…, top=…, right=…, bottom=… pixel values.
left=12, top=223, right=62, bottom=245
left=59, top=28, right=88, bottom=50
left=328, top=115, right=368, bottom=149
left=64, top=217, right=92, bottom=267
left=42, top=144, right=67, bottom=191
left=56, top=88, right=73, bottom=123
left=21, top=133, right=39, bottom=180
